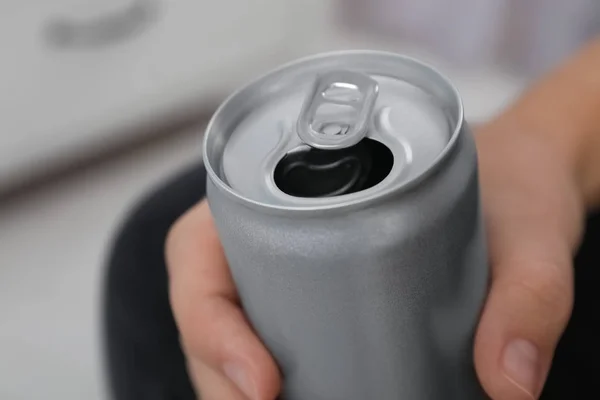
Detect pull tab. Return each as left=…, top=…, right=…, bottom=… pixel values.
left=297, top=70, right=379, bottom=150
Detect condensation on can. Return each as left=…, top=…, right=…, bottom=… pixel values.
left=204, top=51, right=489, bottom=400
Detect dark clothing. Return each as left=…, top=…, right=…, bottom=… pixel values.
left=103, top=162, right=596, bottom=399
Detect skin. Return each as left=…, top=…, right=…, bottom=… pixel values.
left=165, top=38, right=600, bottom=399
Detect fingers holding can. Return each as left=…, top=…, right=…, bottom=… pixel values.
left=165, top=200, right=281, bottom=400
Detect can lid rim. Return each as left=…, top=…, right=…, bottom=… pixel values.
left=203, top=50, right=465, bottom=213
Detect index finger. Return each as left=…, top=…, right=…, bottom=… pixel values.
left=165, top=200, right=281, bottom=400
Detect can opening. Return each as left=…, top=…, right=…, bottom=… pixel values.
left=274, top=138, right=393, bottom=198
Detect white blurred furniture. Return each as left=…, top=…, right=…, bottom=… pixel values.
left=0, top=0, right=527, bottom=191
left=0, top=0, right=299, bottom=189
left=344, top=0, right=600, bottom=76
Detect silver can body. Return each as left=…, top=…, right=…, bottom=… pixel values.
left=204, top=51, right=489, bottom=399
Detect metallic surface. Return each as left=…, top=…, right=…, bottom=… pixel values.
left=205, top=51, right=489, bottom=399
left=212, top=51, right=453, bottom=209
left=296, top=70, right=379, bottom=150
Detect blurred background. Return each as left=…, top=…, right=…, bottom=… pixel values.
left=1, top=0, right=599, bottom=399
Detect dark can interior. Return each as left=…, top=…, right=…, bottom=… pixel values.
left=274, top=138, right=394, bottom=198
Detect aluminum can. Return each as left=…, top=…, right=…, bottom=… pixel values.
left=204, top=51, right=489, bottom=400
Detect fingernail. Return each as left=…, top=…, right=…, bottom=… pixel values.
left=502, top=339, right=540, bottom=398
left=224, top=362, right=257, bottom=400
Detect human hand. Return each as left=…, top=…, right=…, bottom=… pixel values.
left=473, top=122, right=583, bottom=399
left=165, top=200, right=281, bottom=400
left=165, top=124, right=584, bottom=400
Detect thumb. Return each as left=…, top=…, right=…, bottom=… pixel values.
left=474, top=221, right=575, bottom=399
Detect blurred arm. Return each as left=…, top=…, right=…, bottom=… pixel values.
left=485, top=38, right=600, bottom=209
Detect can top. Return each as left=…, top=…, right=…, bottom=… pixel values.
left=204, top=51, right=464, bottom=212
